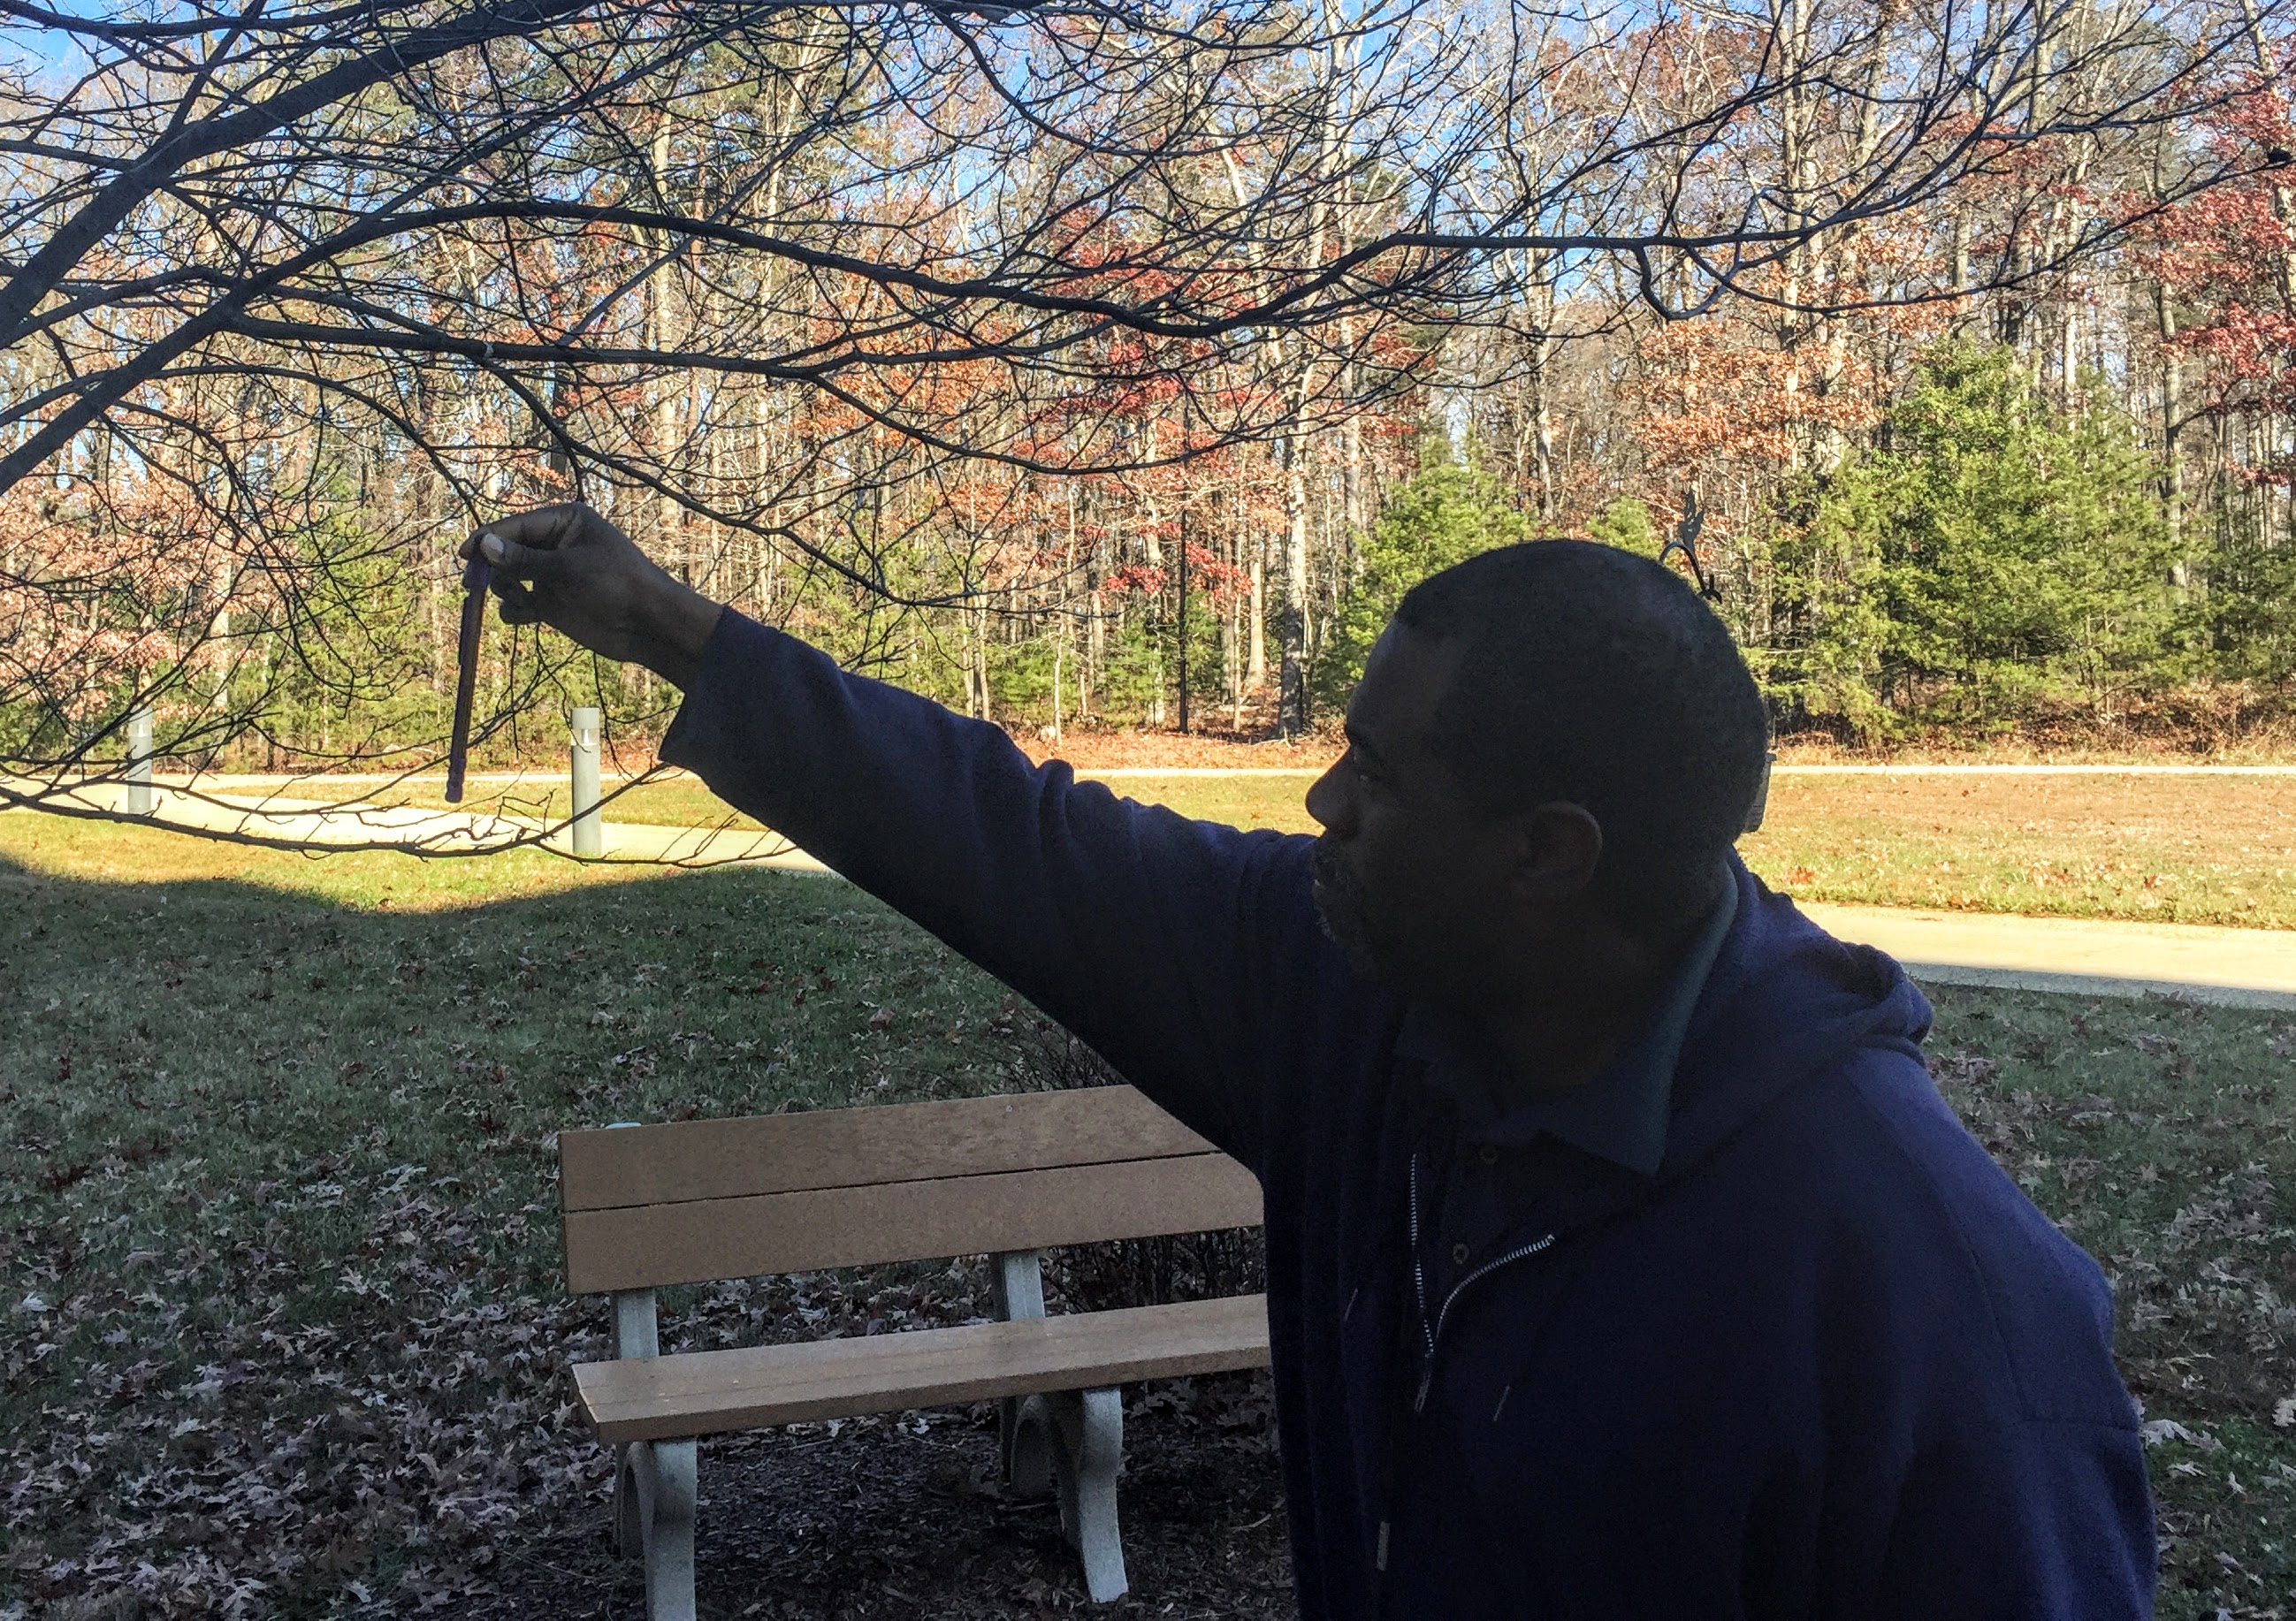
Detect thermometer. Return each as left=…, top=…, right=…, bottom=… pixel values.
left=444, top=551, right=492, bottom=803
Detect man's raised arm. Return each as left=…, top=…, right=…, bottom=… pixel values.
left=469, top=504, right=1342, bottom=1168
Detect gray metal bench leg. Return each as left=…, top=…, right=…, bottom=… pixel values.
left=991, top=1250, right=1048, bottom=1482
left=1007, top=1391, right=1057, bottom=1498
left=606, top=1266, right=699, bottom=1621
left=615, top=1440, right=646, bottom=1555
left=617, top=1436, right=698, bottom=1621
left=991, top=1252, right=1128, bottom=1602
left=1058, top=1388, right=1127, bottom=1603
left=1010, top=1384, right=1129, bottom=1602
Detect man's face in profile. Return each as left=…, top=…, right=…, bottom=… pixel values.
left=1307, top=627, right=1519, bottom=1003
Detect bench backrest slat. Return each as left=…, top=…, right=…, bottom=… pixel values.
left=559, top=1085, right=1263, bottom=1295
left=565, top=1153, right=1262, bottom=1293
left=560, top=1084, right=1216, bottom=1211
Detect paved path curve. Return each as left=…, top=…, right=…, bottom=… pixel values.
left=3, top=780, right=830, bottom=872
left=1797, top=903, right=2296, bottom=1011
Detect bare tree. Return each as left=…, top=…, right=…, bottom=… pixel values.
left=0, top=0, right=2277, bottom=845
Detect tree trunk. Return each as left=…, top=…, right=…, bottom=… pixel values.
left=1529, top=267, right=1559, bottom=522
left=1086, top=588, right=1102, bottom=721
left=1279, top=436, right=1312, bottom=735
left=1247, top=551, right=1266, bottom=689
left=2158, top=283, right=2185, bottom=559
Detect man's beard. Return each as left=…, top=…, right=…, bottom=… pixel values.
left=1310, top=834, right=1384, bottom=978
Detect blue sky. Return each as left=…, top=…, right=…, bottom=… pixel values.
left=0, top=9, right=100, bottom=82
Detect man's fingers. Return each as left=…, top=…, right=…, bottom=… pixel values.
left=460, top=503, right=588, bottom=565
left=482, top=503, right=584, bottom=547
left=490, top=575, right=542, bottom=622
left=476, top=531, right=567, bottom=582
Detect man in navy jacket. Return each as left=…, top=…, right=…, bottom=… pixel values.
left=470, top=505, right=2153, bottom=1617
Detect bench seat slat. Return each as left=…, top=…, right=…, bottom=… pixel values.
left=560, top=1085, right=1217, bottom=1213
left=575, top=1294, right=1273, bottom=1442
left=564, top=1152, right=1263, bottom=1294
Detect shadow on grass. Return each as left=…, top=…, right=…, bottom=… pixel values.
left=4, top=833, right=2292, bottom=1617
left=0, top=841, right=1122, bottom=1615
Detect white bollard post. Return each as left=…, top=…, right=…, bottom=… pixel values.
left=571, top=706, right=602, bottom=858
left=126, top=707, right=153, bottom=816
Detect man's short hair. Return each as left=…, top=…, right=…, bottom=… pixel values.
left=1392, top=539, right=1768, bottom=920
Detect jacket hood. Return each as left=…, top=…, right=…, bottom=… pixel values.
left=1657, top=856, right=1934, bottom=1179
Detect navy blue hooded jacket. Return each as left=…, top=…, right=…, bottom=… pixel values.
left=661, top=609, right=2155, bottom=1619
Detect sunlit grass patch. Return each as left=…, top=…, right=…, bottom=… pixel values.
left=223, top=762, right=2296, bottom=930
left=1743, top=772, right=2296, bottom=929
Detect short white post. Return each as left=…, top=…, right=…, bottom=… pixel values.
left=125, top=707, right=153, bottom=816
left=571, top=706, right=602, bottom=858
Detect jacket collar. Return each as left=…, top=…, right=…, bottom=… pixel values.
left=1392, top=875, right=1737, bottom=1177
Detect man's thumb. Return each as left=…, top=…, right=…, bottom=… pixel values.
left=479, top=531, right=565, bottom=581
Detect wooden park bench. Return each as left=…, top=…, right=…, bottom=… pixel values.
left=557, top=1084, right=1271, bottom=1619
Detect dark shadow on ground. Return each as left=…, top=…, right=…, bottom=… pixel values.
left=11, top=832, right=2296, bottom=1619
left=0, top=834, right=1295, bottom=1617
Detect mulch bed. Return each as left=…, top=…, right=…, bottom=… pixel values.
left=469, top=1374, right=1294, bottom=1619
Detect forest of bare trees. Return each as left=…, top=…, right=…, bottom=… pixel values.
left=2, top=0, right=2289, bottom=828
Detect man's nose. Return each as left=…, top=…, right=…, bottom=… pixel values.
left=1305, top=760, right=1353, bottom=834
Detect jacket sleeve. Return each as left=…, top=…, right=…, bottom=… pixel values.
left=1873, top=1420, right=2155, bottom=1620
left=657, top=608, right=1337, bottom=1168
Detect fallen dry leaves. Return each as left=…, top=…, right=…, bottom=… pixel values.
left=0, top=1143, right=1234, bottom=1617
left=5, top=960, right=2290, bottom=1617
left=3, top=1169, right=612, bottom=1617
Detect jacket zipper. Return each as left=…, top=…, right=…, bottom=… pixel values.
left=1407, top=1150, right=1559, bottom=1411
left=1378, top=1152, right=1562, bottom=1579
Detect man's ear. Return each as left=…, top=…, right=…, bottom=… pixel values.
left=1508, top=802, right=1605, bottom=902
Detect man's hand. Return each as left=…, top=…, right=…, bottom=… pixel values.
left=462, top=504, right=724, bottom=689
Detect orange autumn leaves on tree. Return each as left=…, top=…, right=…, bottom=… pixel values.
left=2144, top=73, right=2296, bottom=421
left=0, top=479, right=261, bottom=730
left=1632, top=321, right=1886, bottom=475
left=0, top=0, right=2286, bottom=797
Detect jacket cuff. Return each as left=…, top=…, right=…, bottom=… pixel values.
left=658, top=607, right=764, bottom=776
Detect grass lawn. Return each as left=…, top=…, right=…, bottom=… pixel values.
left=1074, top=768, right=2296, bottom=929
left=1746, top=772, right=2296, bottom=930
left=369, top=765, right=2296, bottom=930
left=2, top=815, right=2291, bottom=1617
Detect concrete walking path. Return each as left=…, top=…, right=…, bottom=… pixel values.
left=11, top=779, right=2292, bottom=1008
left=1799, top=903, right=2296, bottom=1011
left=5, top=780, right=832, bottom=873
